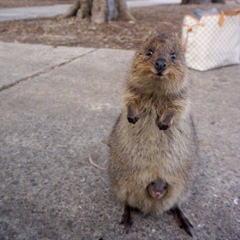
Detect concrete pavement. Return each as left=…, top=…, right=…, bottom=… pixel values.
left=0, top=42, right=95, bottom=90
left=0, top=4, right=69, bottom=22
left=0, top=41, right=240, bottom=239
left=0, top=0, right=181, bottom=22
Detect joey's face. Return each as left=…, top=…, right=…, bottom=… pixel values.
left=147, top=180, right=168, bottom=200
left=132, top=32, right=186, bottom=81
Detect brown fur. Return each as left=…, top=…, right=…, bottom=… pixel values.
left=108, top=32, right=197, bottom=217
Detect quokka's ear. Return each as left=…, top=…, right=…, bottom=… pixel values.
left=142, top=30, right=159, bottom=42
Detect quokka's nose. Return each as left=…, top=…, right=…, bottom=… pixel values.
left=155, top=58, right=167, bottom=73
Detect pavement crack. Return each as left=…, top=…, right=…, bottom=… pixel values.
left=0, top=70, right=48, bottom=92
left=0, top=48, right=97, bottom=93
left=49, top=48, right=97, bottom=70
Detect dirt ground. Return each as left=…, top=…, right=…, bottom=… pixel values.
left=0, top=0, right=239, bottom=50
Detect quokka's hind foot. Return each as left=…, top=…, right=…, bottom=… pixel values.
left=120, top=204, right=133, bottom=234
left=171, top=206, right=194, bottom=237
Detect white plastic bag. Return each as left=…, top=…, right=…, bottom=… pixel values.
left=182, top=9, right=240, bottom=71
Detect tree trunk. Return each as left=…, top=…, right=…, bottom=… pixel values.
left=63, top=0, right=135, bottom=24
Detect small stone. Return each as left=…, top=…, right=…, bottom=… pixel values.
left=32, top=182, right=38, bottom=186
left=43, top=180, right=49, bottom=184
left=11, top=179, right=19, bottom=185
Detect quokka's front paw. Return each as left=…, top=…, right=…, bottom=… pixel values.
left=157, top=121, right=171, bottom=130
left=157, top=113, right=173, bottom=130
left=127, top=104, right=140, bottom=124
left=127, top=115, right=139, bottom=124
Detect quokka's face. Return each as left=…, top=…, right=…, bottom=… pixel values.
left=132, top=32, right=186, bottom=81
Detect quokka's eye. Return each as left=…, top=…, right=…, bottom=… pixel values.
left=170, top=52, right=176, bottom=60
left=146, top=49, right=154, bottom=56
